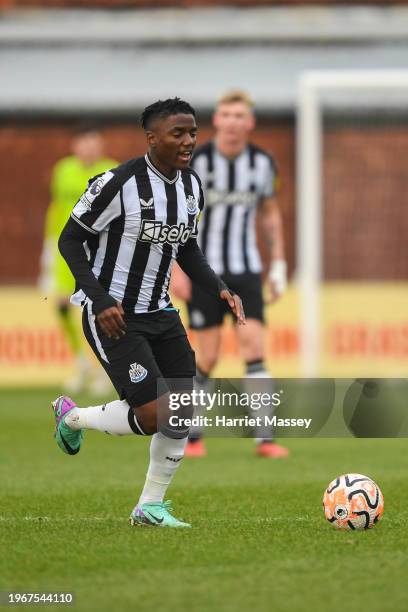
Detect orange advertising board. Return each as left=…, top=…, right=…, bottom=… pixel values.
left=0, top=284, right=406, bottom=386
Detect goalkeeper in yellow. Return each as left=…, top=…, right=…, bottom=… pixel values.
left=39, top=125, right=117, bottom=392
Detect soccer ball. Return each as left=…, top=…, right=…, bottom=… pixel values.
left=323, top=473, right=384, bottom=530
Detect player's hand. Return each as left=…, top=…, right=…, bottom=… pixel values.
left=220, top=289, right=245, bottom=325
left=170, top=264, right=192, bottom=302
left=267, top=259, right=287, bottom=304
left=97, top=301, right=127, bottom=340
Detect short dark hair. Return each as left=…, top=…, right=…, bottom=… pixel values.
left=141, top=97, right=196, bottom=131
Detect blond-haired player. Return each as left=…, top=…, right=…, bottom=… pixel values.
left=171, top=91, right=288, bottom=458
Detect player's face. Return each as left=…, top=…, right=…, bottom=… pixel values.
left=213, top=102, right=255, bottom=145
left=72, top=132, right=104, bottom=166
left=147, top=114, right=197, bottom=171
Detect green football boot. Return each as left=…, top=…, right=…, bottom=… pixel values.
left=51, top=395, right=83, bottom=456
left=129, top=500, right=191, bottom=528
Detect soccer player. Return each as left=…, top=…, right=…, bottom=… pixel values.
left=53, top=98, right=244, bottom=528
left=171, top=90, right=288, bottom=458
left=39, top=124, right=117, bottom=392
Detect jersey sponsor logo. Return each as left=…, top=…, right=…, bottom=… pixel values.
left=186, top=195, right=199, bottom=215
left=139, top=220, right=192, bottom=245
left=140, top=197, right=154, bottom=209
left=206, top=189, right=258, bottom=208
left=81, top=172, right=113, bottom=208
left=129, top=362, right=148, bottom=383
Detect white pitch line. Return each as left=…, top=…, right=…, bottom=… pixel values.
left=0, top=516, right=312, bottom=524
left=0, top=516, right=126, bottom=523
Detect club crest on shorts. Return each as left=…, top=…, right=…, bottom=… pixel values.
left=190, top=309, right=206, bottom=328
left=129, top=363, right=148, bottom=383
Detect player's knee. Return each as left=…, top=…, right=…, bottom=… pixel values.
left=132, top=403, right=157, bottom=435
left=239, top=333, right=264, bottom=361
left=131, top=377, right=196, bottom=437
left=198, top=352, right=218, bottom=374
left=243, top=346, right=264, bottom=363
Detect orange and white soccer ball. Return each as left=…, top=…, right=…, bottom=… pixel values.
left=323, top=473, right=384, bottom=530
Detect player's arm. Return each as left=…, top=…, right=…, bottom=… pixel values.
left=58, top=172, right=126, bottom=339
left=176, top=239, right=245, bottom=325
left=170, top=262, right=191, bottom=302
left=258, top=155, right=287, bottom=302
left=176, top=169, right=244, bottom=323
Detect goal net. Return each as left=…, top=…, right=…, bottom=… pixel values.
left=297, top=71, right=408, bottom=377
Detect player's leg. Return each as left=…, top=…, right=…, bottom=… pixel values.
left=54, top=257, right=91, bottom=393
left=127, top=392, right=192, bottom=528
left=233, top=273, right=289, bottom=458
left=192, top=325, right=223, bottom=375
left=185, top=325, right=222, bottom=456
left=54, top=388, right=192, bottom=528
left=235, top=317, right=266, bottom=371
left=129, top=309, right=196, bottom=527
left=51, top=303, right=158, bottom=454
left=55, top=298, right=91, bottom=391
left=56, top=299, right=82, bottom=356
left=52, top=306, right=194, bottom=527
left=185, top=285, right=226, bottom=456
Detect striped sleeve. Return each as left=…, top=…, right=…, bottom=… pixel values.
left=189, top=169, right=205, bottom=238
left=262, top=155, right=280, bottom=198
left=71, top=170, right=121, bottom=234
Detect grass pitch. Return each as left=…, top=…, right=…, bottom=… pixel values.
left=1, top=387, right=408, bottom=612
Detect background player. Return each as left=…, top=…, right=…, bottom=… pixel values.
left=53, top=98, right=244, bottom=528
left=171, top=90, right=288, bottom=458
left=39, top=124, right=117, bottom=393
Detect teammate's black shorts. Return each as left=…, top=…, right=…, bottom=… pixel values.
left=187, top=272, right=264, bottom=330
left=82, top=303, right=196, bottom=408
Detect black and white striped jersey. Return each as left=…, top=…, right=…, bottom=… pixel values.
left=70, top=154, right=203, bottom=314
left=192, top=141, right=279, bottom=275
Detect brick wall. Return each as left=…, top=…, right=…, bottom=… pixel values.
left=0, top=120, right=295, bottom=284
left=323, top=124, right=408, bottom=281
left=2, top=119, right=407, bottom=285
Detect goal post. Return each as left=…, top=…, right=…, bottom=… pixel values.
left=296, top=70, right=408, bottom=376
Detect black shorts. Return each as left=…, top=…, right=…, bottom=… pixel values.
left=82, top=304, right=196, bottom=408
left=188, top=272, right=264, bottom=330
